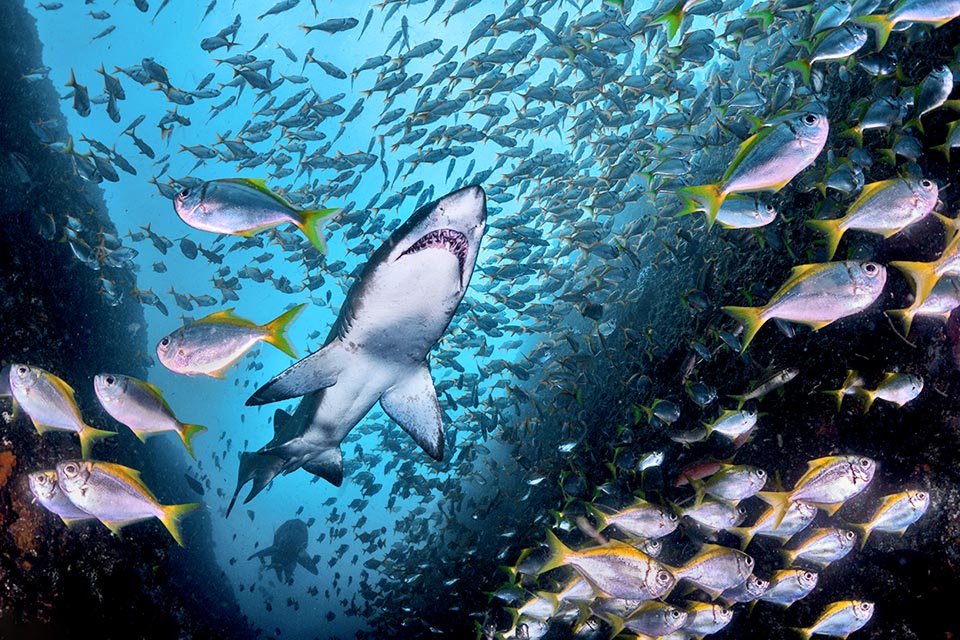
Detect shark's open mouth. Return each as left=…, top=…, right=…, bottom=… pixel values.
left=401, top=228, right=468, bottom=278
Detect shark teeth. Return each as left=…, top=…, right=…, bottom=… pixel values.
left=401, top=228, right=468, bottom=277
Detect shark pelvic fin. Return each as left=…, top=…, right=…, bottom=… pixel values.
left=246, top=340, right=346, bottom=406
left=379, top=361, right=445, bottom=461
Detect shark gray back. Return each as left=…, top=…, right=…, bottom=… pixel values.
left=228, top=185, right=487, bottom=511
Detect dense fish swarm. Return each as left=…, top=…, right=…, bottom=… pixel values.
left=5, top=0, right=960, bottom=638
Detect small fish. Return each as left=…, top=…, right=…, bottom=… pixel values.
left=707, top=195, right=778, bottom=229
left=856, top=372, right=923, bottom=412
left=637, top=451, right=665, bottom=472
left=793, top=600, right=874, bottom=639
left=681, top=602, right=735, bottom=637
left=906, top=65, right=956, bottom=133
left=621, top=602, right=688, bottom=637
left=887, top=276, right=960, bottom=332
left=173, top=178, right=339, bottom=252
left=258, top=0, right=299, bottom=20
left=822, top=369, right=867, bottom=411
left=719, top=573, right=769, bottom=604
left=729, top=369, right=799, bottom=408
left=679, top=110, right=829, bottom=226
left=692, top=465, right=767, bottom=504
left=760, top=569, right=819, bottom=607
left=8, top=364, right=114, bottom=458
left=586, top=498, right=679, bottom=539
left=848, top=489, right=930, bottom=548
left=157, top=304, right=306, bottom=378
left=786, top=24, right=868, bottom=84
left=678, top=498, right=747, bottom=533
left=301, top=17, right=359, bottom=33
left=807, top=177, right=938, bottom=261
left=759, top=455, right=876, bottom=524
left=56, top=460, right=200, bottom=546
left=782, top=527, right=857, bottom=567
left=94, top=373, right=207, bottom=458
left=535, top=530, right=676, bottom=601
left=65, top=69, right=91, bottom=117
left=703, top=408, right=759, bottom=438
left=673, top=544, right=754, bottom=600
left=28, top=470, right=96, bottom=526
left=723, top=261, right=886, bottom=351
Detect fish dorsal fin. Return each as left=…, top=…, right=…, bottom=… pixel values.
left=852, top=179, right=895, bottom=208
left=221, top=178, right=293, bottom=210
left=47, top=374, right=77, bottom=402
left=194, top=308, right=253, bottom=328
left=778, top=263, right=831, bottom=295
left=97, top=461, right=154, bottom=499
left=722, top=124, right=780, bottom=183
left=379, top=361, right=444, bottom=461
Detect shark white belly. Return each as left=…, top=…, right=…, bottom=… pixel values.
left=228, top=185, right=487, bottom=513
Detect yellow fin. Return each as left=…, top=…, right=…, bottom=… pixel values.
left=722, top=305, right=766, bottom=351
left=261, top=303, right=307, bottom=358
left=193, top=308, right=256, bottom=328
left=160, top=502, right=201, bottom=547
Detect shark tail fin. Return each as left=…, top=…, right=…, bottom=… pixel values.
left=227, top=451, right=286, bottom=516
left=261, top=303, right=308, bottom=359
left=160, top=501, right=201, bottom=547
left=79, top=424, right=115, bottom=459
left=178, top=423, right=207, bottom=459
left=294, top=207, right=339, bottom=253
left=806, top=218, right=844, bottom=261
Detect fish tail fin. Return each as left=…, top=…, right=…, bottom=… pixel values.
left=535, top=529, right=571, bottom=575
left=856, top=14, right=895, bottom=50
left=805, top=218, right=844, bottom=261
left=584, top=503, right=609, bottom=532
left=79, top=424, right=115, bottom=459
left=822, top=388, right=846, bottom=412
left=904, top=114, right=923, bottom=134
left=886, top=307, right=917, bottom=337
left=757, top=491, right=791, bottom=528
left=857, top=388, right=877, bottom=413
left=931, top=142, right=951, bottom=162
left=678, top=184, right=725, bottom=229
left=779, top=547, right=798, bottom=567
left=160, top=501, right=201, bottom=547
left=728, top=526, right=755, bottom=551
left=652, top=2, right=685, bottom=39
left=840, top=125, right=864, bottom=146
left=890, top=260, right=938, bottom=308
left=262, top=302, right=308, bottom=358
left=850, top=523, right=871, bottom=549
left=784, top=59, right=813, bottom=85
left=295, top=207, right=340, bottom=253
left=178, top=423, right=207, bottom=459
left=722, top=305, right=766, bottom=351
left=790, top=627, right=813, bottom=640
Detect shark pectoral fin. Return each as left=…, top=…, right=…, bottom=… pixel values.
left=380, top=361, right=445, bottom=461
left=227, top=451, right=286, bottom=517
left=298, top=550, right=319, bottom=575
left=248, top=546, right=274, bottom=561
left=247, top=341, right=347, bottom=406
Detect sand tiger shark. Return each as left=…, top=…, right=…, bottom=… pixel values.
left=228, top=185, right=487, bottom=514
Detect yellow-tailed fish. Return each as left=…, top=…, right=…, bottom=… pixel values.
left=932, top=118, right=960, bottom=161
left=786, top=23, right=869, bottom=85
left=673, top=544, right=754, bottom=600
left=848, top=489, right=929, bottom=548
left=94, top=373, right=207, bottom=458
left=782, top=527, right=857, bottom=567
left=691, top=465, right=767, bottom=504
left=793, top=600, right=874, bottom=639
left=56, top=459, right=200, bottom=547
left=904, top=65, right=957, bottom=133
left=586, top=498, right=680, bottom=539
left=621, top=602, right=688, bottom=637
left=807, top=177, right=939, bottom=261
left=856, top=372, right=922, bottom=412
left=703, top=408, right=758, bottom=440
left=857, top=0, right=960, bottom=49
left=822, top=369, right=867, bottom=411
left=173, top=178, right=339, bottom=252
left=722, top=261, right=886, bottom=351
left=759, top=455, right=876, bottom=526
left=887, top=276, right=960, bottom=333
left=760, top=569, right=819, bottom=607
left=729, top=501, right=819, bottom=550
left=681, top=601, right=735, bottom=637
left=503, top=591, right=560, bottom=629
left=28, top=470, right=96, bottom=527
left=157, top=303, right=306, bottom=378
left=678, top=498, right=747, bottom=532
left=679, top=110, right=829, bottom=227
left=681, top=194, right=778, bottom=229
left=651, top=0, right=714, bottom=39
left=8, top=364, right=114, bottom=458
left=719, top=573, right=769, bottom=604
left=535, top=530, right=676, bottom=601
left=891, top=230, right=960, bottom=311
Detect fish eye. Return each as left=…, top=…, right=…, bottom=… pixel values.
left=738, top=506, right=747, bottom=515
left=177, top=189, right=190, bottom=200
left=160, top=336, right=170, bottom=347
left=921, top=179, right=932, bottom=188
left=917, top=491, right=926, bottom=499
left=845, top=530, right=856, bottom=539
left=657, top=570, right=671, bottom=583
left=859, top=457, right=871, bottom=466
left=859, top=602, right=871, bottom=611
left=745, top=555, right=754, bottom=566
left=803, top=113, right=818, bottom=125
left=63, top=462, right=78, bottom=475
left=17, top=365, right=27, bottom=375
left=668, top=512, right=678, bottom=521
left=804, top=571, right=815, bottom=580
left=105, top=375, right=115, bottom=385
left=670, top=609, right=682, bottom=619
left=756, top=469, right=766, bottom=478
